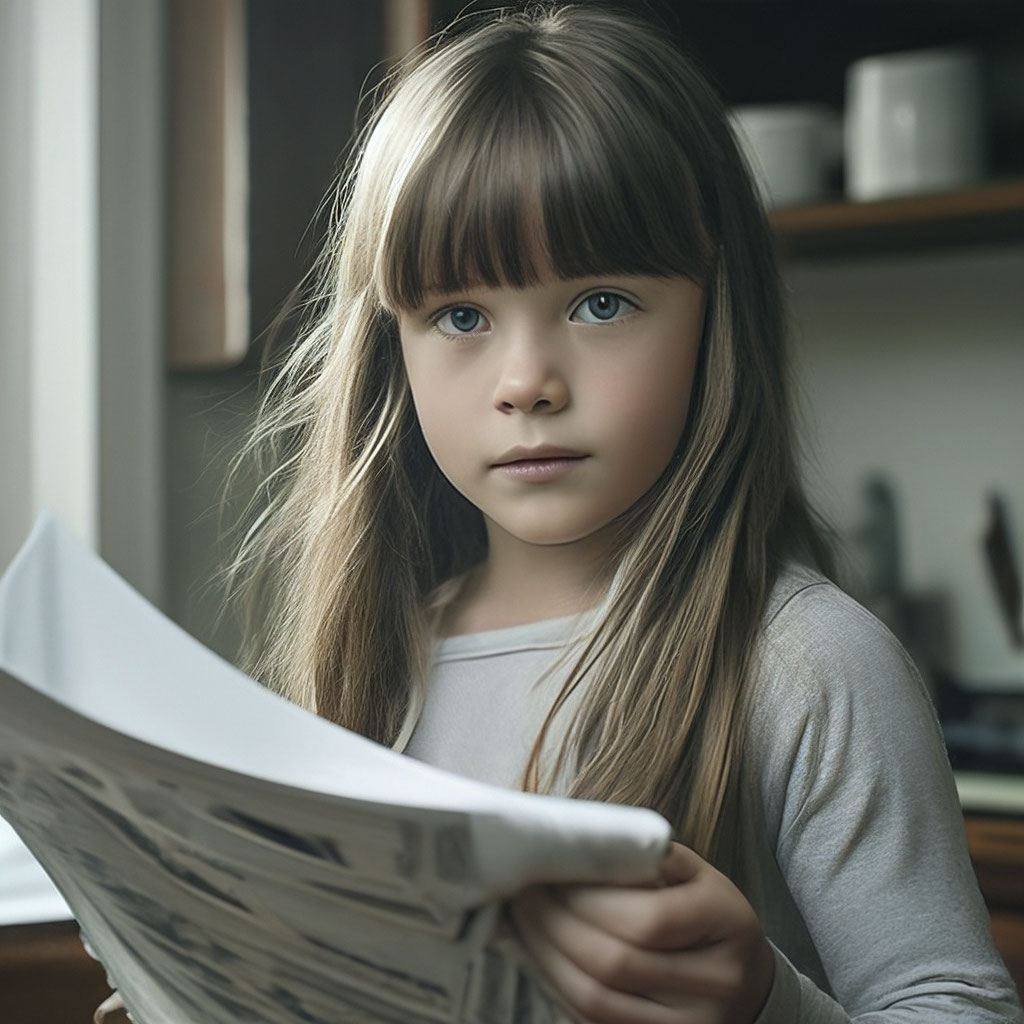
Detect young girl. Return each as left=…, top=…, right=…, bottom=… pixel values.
left=98, top=3, right=1021, bottom=1022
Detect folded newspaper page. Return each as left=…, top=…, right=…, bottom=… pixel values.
left=0, top=515, right=672, bottom=1024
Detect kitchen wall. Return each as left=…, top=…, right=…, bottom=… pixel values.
left=164, top=370, right=256, bottom=664
left=788, top=244, right=1024, bottom=690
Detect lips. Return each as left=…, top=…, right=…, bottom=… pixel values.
left=492, top=445, right=586, bottom=467
left=491, top=446, right=589, bottom=483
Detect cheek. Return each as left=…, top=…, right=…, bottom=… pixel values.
left=594, top=349, right=697, bottom=461
left=405, top=368, right=473, bottom=473
left=403, top=350, right=441, bottom=440
left=411, top=393, right=455, bottom=460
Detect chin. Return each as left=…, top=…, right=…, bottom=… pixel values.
left=496, top=519, right=611, bottom=548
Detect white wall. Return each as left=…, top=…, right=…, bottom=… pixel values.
left=0, top=0, right=163, bottom=605
left=0, top=1, right=33, bottom=563
left=788, top=244, right=1024, bottom=688
left=0, top=0, right=99, bottom=566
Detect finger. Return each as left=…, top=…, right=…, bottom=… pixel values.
left=522, top=887, right=692, bottom=993
left=520, top=887, right=757, bottom=1002
left=658, top=842, right=705, bottom=886
left=555, top=875, right=719, bottom=952
left=510, top=890, right=684, bottom=1024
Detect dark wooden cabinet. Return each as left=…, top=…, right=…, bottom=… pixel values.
left=967, top=815, right=1024, bottom=999
left=0, top=921, right=109, bottom=1024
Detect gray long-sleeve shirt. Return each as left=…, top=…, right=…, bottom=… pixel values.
left=405, top=564, right=1023, bottom=1022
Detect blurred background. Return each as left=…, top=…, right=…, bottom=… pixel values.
left=5, top=0, right=1023, bottom=730
left=1, top=1, right=1024, bottom=1015
left=2, top=0, right=1024, bottom=754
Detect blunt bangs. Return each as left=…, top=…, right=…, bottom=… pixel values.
left=377, top=34, right=717, bottom=311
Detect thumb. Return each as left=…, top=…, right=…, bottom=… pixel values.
left=659, top=841, right=705, bottom=885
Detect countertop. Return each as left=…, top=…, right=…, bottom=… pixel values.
left=956, top=771, right=1024, bottom=817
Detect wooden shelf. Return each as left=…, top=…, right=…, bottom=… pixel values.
left=771, top=179, right=1024, bottom=259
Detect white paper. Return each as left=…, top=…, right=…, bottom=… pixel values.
left=0, top=515, right=671, bottom=1023
left=0, top=817, right=71, bottom=924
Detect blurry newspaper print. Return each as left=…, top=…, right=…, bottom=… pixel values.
left=0, top=691, right=559, bottom=1024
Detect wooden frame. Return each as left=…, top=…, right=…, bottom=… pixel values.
left=166, top=0, right=249, bottom=370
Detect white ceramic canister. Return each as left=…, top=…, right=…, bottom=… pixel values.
left=845, top=47, right=986, bottom=201
left=729, top=103, right=842, bottom=209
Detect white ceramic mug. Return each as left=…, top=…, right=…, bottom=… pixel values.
left=729, top=103, right=842, bottom=208
left=845, top=48, right=986, bottom=201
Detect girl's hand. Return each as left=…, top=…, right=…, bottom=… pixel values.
left=508, top=842, right=775, bottom=1024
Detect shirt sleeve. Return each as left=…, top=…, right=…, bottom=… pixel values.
left=748, top=582, right=1022, bottom=1023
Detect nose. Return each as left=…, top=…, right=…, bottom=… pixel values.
left=492, top=332, right=569, bottom=415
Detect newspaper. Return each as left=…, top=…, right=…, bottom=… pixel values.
left=0, top=515, right=671, bottom=1024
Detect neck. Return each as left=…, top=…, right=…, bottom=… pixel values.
left=440, top=523, right=617, bottom=636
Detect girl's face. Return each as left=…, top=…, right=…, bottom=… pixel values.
left=397, top=270, right=705, bottom=555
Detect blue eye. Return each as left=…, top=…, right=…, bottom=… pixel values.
left=572, top=292, right=636, bottom=324
left=434, top=306, right=486, bottom=335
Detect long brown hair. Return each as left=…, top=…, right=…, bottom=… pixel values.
left=229, top=2, right=831, bottom=863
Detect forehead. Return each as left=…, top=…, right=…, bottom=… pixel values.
left=408, top=268, right=701, bottom=311
left=373, top=79, right=714, bottom=313
left=381, top=173, right=711, bottom=315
